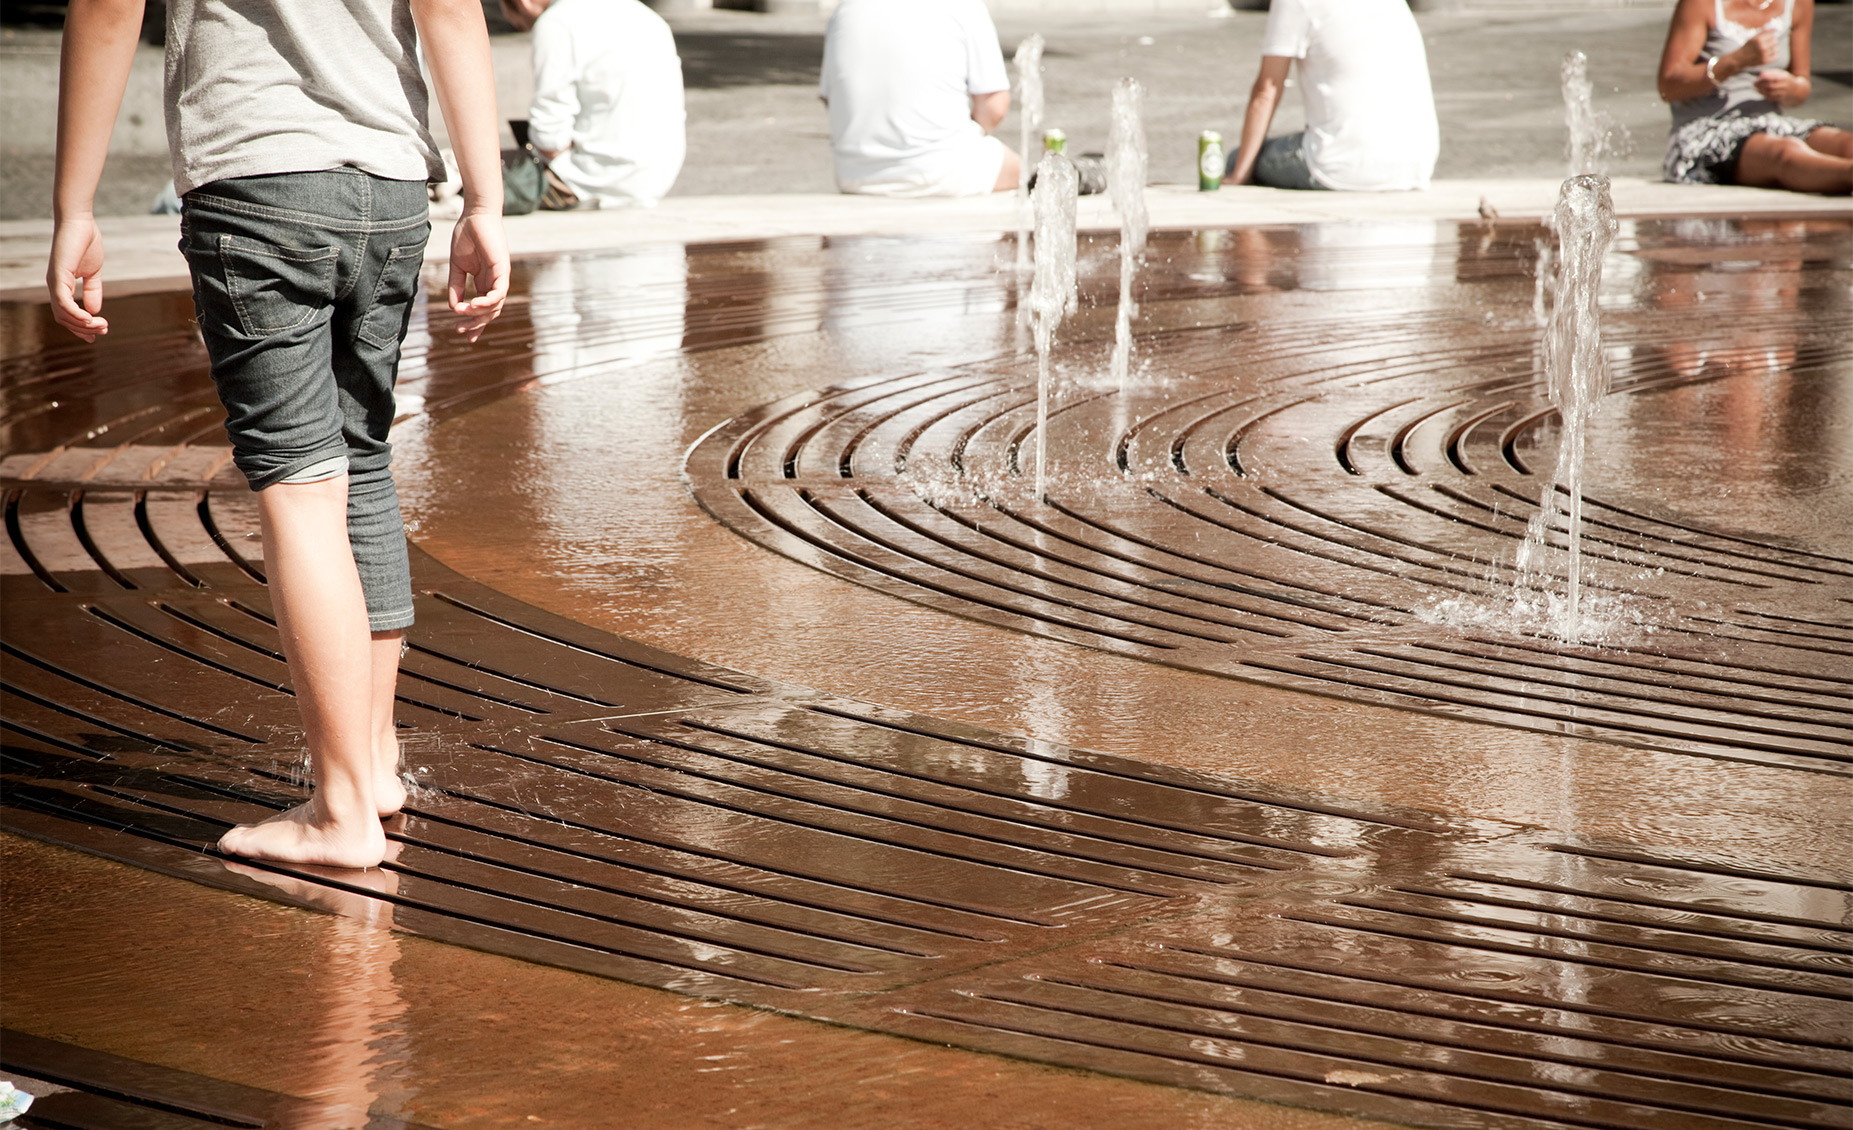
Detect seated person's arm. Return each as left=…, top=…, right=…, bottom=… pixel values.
left=1224, top=55, right=1291, bottom=185
left=971, top=89, right=1009, bottom=136
left=1656, top=0, right=1784, bottom=102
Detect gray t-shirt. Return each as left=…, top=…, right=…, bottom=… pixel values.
left=163, top=0, right=444, bottom=195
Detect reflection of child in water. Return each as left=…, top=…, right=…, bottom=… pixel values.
left=49, top=0, right=510, bottom=869
left=225, top=852, right=409, bottom=1126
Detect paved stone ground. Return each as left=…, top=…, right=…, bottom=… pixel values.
left=3, top=6, right=1848, bottom=221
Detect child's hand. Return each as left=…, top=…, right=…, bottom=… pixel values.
left=47, top=216, right=109, bottom=342
left=446, top=210, right=508, bottom=343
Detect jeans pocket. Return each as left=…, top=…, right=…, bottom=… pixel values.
left=358, top=242, right=427, bottom=350
left=218, top=234, right=340, bottom=336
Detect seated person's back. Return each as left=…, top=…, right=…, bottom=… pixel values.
left=1224, top=0, right=1438, bottom=192
left=505, top=0, right=685, bottom=207
left=819, top=0, right=1015, bottom=197
left=1285, top=0, right=1438, bottom=190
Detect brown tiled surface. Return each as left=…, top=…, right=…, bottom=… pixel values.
left=4, top=219, right=1851, bottom=1130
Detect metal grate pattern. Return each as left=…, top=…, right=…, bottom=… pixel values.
left=686, top=225, right=1853, bottom=776
left=4, top=222, right=1851, bottom=1130
left=3, top=467, right=1848, bottom=1130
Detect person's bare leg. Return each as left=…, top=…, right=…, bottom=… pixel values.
left=992, top=146, right=1022, bottom=193
left=1803, top=126, right=1853, bottom=160
left=371, top=630, right=407, bottom=818
left=1736, top=133, right=1853, bottom=195
left=218, top=476, right=386, bottom=868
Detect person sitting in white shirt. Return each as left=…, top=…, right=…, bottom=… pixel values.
left=818, top=0, right=1020, bottom=198
left=1221, top=0, right=1439, bottom=192
left=498, top=0, right=686, bottom=208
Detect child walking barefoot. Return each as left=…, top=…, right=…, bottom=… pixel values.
left=48, top=0, right=509, bottom=868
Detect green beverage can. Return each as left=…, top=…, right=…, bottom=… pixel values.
left=1198, top=130, right=1224, bottom=192
left=1042, top=129, right=1067, bottom=155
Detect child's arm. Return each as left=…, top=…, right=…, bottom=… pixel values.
left=411, top=0, right=509, bottom=342
left=46, top=0, right=144, bottom=341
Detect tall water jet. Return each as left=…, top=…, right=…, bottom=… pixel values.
left=1107, top=77, right=1148, bottom=390
left=1517, top=175, right=1618, bottom=644
left=1013, top=34, right=1046, bottom=277
left=1561, top=51, right=1629, bottom=175
left=1028, top=152, right=1079, bottom=501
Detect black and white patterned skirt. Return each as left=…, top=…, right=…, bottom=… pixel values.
left=1664, top=110, right=1824, bottom=184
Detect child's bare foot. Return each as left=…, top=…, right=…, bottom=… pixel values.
left=374, top=767, right=408, bottom=818
left=218, top=800, right=387, bottom=869
left=374, top=733, right=406, bottom=818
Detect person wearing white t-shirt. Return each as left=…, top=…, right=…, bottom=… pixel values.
left=818, top=0, right=1020, bottom=197
left=1222, top=0, right=1439, bottom=192
left=499, top=0, right=686, bottom=207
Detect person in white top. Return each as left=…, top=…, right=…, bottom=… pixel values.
left=818, top=0, right=1020, bottom=197
left=1657, top=0, right=1849, bottom=194
left=499, top=0, right=686, bottom=207
left=1222, top=0, right=1439, bottom=192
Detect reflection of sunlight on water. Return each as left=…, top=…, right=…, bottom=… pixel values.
left=529, top=250, right=690, bottom=384
left=895, top=358, right=1186, bottom=509
left=900, top=451, right=1175, bottom=511
left=1418, top=583, right=1680, bottom=651
left=1299, top=220, right=1451, bottom=293
left=1066, top=352, right=1162, bottom=392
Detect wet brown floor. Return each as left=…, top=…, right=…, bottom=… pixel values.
left=3, top=217, right=1850, bottom=1129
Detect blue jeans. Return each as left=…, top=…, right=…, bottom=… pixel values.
left=180, top=168, right=429, bottom=632
left=1228, top=131, right=1329, bottom=191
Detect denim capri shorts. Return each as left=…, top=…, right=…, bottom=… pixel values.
left=179, top=168, right=429, bottom=632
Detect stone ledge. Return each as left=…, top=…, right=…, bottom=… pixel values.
left=5, top=178, right=1844, bottom=300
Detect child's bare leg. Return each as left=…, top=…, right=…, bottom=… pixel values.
left=372, top=629, right=407, bottom=817
left=218, top=476, right=386, bottom=868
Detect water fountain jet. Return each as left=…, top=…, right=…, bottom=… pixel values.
left=1013, top=35, right=1046, bottom=279
left=1532, top=236, right=1554, bottom=328
left=1561, top=51, right=1629, bottom=175
left=1516, top=174, right=1618, bottom=644
left=1028, top=152, right=1079, bottom=501
left=1107, top=78, right=1148, bottom=391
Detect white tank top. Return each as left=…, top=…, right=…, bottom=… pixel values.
left=1669, top=0, right=1795, bottom=130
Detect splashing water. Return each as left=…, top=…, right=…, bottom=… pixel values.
left=1013, top=34, right=1046, bottom=277
left=1108, top=77, right=1148, bottom=391
left=1561, top=51, right=1631, bottom=175
left=1516, top=175, right=1618, bottom=644
left=1029, top=153, right=1079, bottom=500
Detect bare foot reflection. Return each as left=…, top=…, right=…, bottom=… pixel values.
left=220, top=842, right=414, bottom=1128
